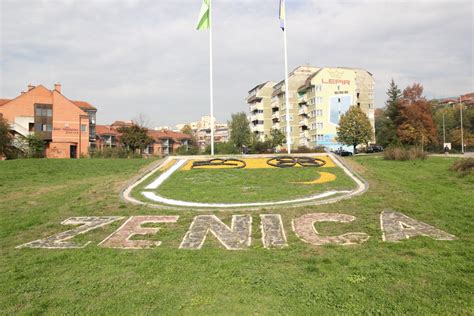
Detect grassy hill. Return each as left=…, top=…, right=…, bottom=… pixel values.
left=0, top=156, right=472, bottom=314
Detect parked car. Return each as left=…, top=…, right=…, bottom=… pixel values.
left=365, top=145, right=384, bottom=153
left=332, top=148, right=353, bottom=156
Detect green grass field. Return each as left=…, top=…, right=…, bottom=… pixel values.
left=136, top=165, right=355, bottom=203
left=0, top=156, right=473, bottom=314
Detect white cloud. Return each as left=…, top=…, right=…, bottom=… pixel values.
left=0, top=0, right=472, bottom=127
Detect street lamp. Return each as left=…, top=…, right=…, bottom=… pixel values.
left=459, top=96, right=464, bottom=154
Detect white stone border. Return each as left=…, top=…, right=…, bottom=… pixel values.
left=121, top=153, right=368, bottom=210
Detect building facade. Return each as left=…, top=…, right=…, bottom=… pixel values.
left=297, top=67, right=375, bottom=149
left=248, top=66, right=375, bottom=151
left=271, top=66, right=319, bottom=149
left=0, top=84, right=96, bottom=158
left=95, top=122, right=191, bottom=156
left=247, top=81, right=275, bottom=141
left=176, top=116, right=229, bottom=150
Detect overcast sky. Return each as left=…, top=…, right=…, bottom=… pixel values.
left=1, top=0, right=473, bottom=128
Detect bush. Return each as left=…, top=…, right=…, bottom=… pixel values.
left=292, top=146, right=326, bottom=154
left=383, top=147, right=427, bottom=161
left=204, top=142, right=240, bottom=155
left=176, top=145, right=199, bottom=155
left=449, top=158, right=474, bottom=176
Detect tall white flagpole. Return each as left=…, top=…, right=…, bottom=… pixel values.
left=283, top=16, right=291, bottom=154
left=460, top=96, right=464, bottom=154
left=209, top=0, right=215, bottom=156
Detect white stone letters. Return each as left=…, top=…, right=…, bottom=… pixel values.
left=260, top=214, right=288, bottom=249
left=380, top=211, right=456, bottom=242
left=179, top=215, right=252, bottom=250
left=16, top=216, right=124, bottom=249
left=99, top=216, right=179, bottom=249
left=292, top=213, right=369, bottom=246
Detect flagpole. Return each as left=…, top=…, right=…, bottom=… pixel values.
left=460, top=96, right=464, bottom=154
left=209, top=0, right=215, bottom=156
left=283, top=23, right=291, bottom=154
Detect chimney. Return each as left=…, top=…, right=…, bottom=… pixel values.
left=27, top=84, right=35, bottom=91
left=54, top=83, right=61, bottom=93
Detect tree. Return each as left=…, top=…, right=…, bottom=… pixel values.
left=336, top=106, right=373, bottom=153
left=24, top=134, right=45, bottom=158
left=228, top=112, right=251, bottom=149
left=0, top=116, right=13, bottom=158
left=268, top=128, right=286, bottom=149
left=117, top=124, right=153, bottom=154
left=385, top=79, right=402, bottom=124
left=375, top=79, right=402, bottom=147
left=397, top=84, right=437, bottom=150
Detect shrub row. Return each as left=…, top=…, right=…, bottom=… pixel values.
left=383, top=147, right=427, bottom=161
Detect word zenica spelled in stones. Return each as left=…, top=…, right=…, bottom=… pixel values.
left=17, top=211, right=456, bottom=250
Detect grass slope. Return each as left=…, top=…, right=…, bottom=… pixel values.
left=0, top=156, right=473, bottom=314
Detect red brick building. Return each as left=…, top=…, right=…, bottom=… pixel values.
left=0, top=84, right=96, bottom=158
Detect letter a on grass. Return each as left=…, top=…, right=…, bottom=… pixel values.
left=380, top=211, right=456, bottom=242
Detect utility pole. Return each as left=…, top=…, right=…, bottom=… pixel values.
left=442, top=113, right=446, bottom=144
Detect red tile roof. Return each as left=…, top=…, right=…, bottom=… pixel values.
left=0, top=99, right=11, bottom=106
left=148, top=130, right=191, bottom=141
left=95, top=125, right=120, bottom=136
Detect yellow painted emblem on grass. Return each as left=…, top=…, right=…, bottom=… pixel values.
left=292, top=172, right=337, bottom=185
left=159, top=159, right=176, bottom=172
left=180, top=156, right=335, bottom=171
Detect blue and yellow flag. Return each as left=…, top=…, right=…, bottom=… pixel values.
left=196, top=0, right=211, bottom=30
left=279, top=0, right=286, bottom=31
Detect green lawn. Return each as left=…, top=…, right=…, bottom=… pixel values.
left=139, top=166, right=355, bottom=203
left=0, top=156, right=473, bottom=314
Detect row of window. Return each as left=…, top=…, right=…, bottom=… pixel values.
left=310, top=135, right=325, bottom=142
left=309, top=122, right=324, bottom=130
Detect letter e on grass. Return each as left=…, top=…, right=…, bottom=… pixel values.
left=99, top=216, right=179, bottom=249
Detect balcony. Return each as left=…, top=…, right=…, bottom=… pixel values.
left=271, top=112, right=279, bottom=120
left=272, top=122, right=280, bottom=129
left=299, top=131, right=309, bottom=138
left=298, top=107, right=308, bottom=115
left=298, top=119, right=309, bottom=127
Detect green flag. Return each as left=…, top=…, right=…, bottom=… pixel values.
left=196, top=0, right=211, bottom=30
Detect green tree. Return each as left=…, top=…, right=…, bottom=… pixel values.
left=375, top=79, right=402, bottom=147
left=228, top=112, right=251, bottom=149
left=23, top=133, right=45, bottom=158
left=336, top=106, right=373, bottom=153
left=386, top=79, right=402, bottom=124
left=268, top=128, right=286, bottom=149
left=0, top=116, right=13, bottom=158
left=117, top=124, right=153, bottom=154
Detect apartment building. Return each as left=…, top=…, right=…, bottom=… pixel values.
left=176, top=116, right=229, bottom=150
left=297, top=67, right=375, bottom=149
left=271, top=66, right=319, bottom=149
left=248, top=66, right=375, bottom=151
left=0, top=84, right=96, bottom=158
left=247, top=81, right=275, bottom=141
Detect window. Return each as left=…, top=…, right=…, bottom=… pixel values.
left=81, top=124, right=87, bottom=133
left=316, top=109, right=323, bottom=116
left=34, top=103, right=53, bottom=139
left=317, top=134, right=324, bottom=141
left=317, top=122, right=323, bottom=129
